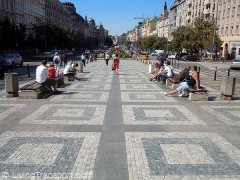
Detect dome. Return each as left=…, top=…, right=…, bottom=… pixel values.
left=87, top=18, right=96, bottom=27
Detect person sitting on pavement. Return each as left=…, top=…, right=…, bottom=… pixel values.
left=36, top=60, right=60, bottom=94
left=63, top=60, right=75, bottom=81
left=162, top=66, right=200, bottom=97
left=47, top=64, right=56, bottom=79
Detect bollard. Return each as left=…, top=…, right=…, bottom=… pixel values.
left=5, top=73, right=19, bottom=97
left=214, top=67, right=217, bottom=81
left=228, top=69, right=230, bottom=76
left=27, top=64, right=30, bottom=78
left=220, top=76, right=236, bottom=100
left=78, top=62, right=83, bottom=73
left=198, top=67, right=201, bottom=78
left=177, top=60, right=179, bottom=69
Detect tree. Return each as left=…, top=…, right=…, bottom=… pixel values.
left=153, top=37, right=168, bottom=50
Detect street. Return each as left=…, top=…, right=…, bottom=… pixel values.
left=0, top=59, right=240, bottom=179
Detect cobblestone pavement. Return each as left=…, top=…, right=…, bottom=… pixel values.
left=0, top=59, right=240, bottom=179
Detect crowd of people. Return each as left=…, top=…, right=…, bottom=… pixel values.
left=149, top=60, right=201, bottom=97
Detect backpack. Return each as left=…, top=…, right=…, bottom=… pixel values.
left=54, top=56, right=59, bottom=64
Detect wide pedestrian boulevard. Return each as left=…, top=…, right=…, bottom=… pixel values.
left=0, top=59, right=240, bottom=179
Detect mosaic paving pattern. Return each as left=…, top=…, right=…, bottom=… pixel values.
left=120, top=79, right=152, bottom=84
left=122, top=105, right=205, bottom=125
left=121, top=92, right=177, bottom=102
left=66, top=83, right=111, bottom=91
left=0, top=104, right=26, bottom=121
left=126, top=132, right=240, bottom=179
left=0, top=131, right=100, bottom=179
left=120, top=84, right=162, bottom=91
left=201, top=106, right=240, bottom=125
left=50, top=91, right=109, bottom=102
left=19, top=104, right=106, bottom=125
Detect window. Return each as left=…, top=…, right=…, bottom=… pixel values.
left=232, top=7, right=235, bottom=16
left=230, top=26, right=233, bottom=34
left=236, top=25, right=239, bottom=34
left=227, top=8, right=230, bottom=17
left=225, top=27, right=228, bottom=35
left=238, top=5, right=240, bottom=14
left=221, top=27, right=224, bottom=34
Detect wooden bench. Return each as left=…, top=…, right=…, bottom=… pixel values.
left=19, top=81, right=48, bottom=99
left=187, top=87, right=209, bottom=101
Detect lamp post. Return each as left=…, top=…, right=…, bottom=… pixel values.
left=211, top=0, right=219, bottom=59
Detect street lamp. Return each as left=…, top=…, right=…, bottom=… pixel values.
left=211, top=0, right=219, bottom=59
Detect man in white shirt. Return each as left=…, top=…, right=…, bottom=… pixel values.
left=63, top=60, right=75, bottom=81
left=159, top=61, right=174, bottom=83
left=36, top=60, right=59, bottom=93
left=53, top=52, right=61, bottom=73
left=105, top=53, right=110, bottom=66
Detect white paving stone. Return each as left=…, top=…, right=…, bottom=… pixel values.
left=0, top=103, right=26, bottom=121
left=50, top=91, right=109, bottom=102
left=121, top=92, right=177, bottom=102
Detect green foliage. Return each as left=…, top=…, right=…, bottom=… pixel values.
left=136, top=36, right=168, bottom=50
left=171, top=15, right=223, bottom=53
left=33, top=55, right=51, bottom=60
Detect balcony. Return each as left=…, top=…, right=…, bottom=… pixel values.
left=203, top=9, right=210, bottom=15
left=204, top=0, right=210, bottom=5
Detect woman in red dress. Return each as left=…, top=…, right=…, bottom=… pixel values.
left=113, top=54, right=120, bottom=75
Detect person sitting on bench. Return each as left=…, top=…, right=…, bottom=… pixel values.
left=162, top=66, right=200, bottom=97
left=36, top=60, right=60, bottom=94
left=63, top=60, right=75, bottom=81
left=157, top=61, right=174, bottom=83
left=178, top=66, right=191, bottom=82
left=149, top=62, right=164, bottom=81
left=47, top=64, right=56, bottom=78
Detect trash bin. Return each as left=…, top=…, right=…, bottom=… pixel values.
left=220, top=76, right=236, bottom=100
left=5, top=73, right=19, bottom=97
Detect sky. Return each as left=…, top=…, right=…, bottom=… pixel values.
left=60, top=0, right=174, bottom=36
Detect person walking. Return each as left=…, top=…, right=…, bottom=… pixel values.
left=113, top=54, right=120, bottom=75
left=62, top=53, right=68, bottom=67
left=105, top=53, right=110, bottom=66
left=53, top=52, right=61, bottom=74
left=81, top=53, right=86, bottom=66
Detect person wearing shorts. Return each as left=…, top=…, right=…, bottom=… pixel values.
left=162, top=66, right=200, bottom=97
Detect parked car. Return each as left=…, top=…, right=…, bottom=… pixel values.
left=63, top=50, right=73, bottom=56
left=181, top=55, right=199, bottom=61
left=151, top=50, right=164, bottom=56
left=140, top=53, right=148, bottom=60
left=230, top=59, right=240, bottom=70
left=0, top=54, right=9, bottom=77
left=157, top=52, right=167, bottom=62
left=168, top=53, right=177, bottom=59
left=3, top=53, right=23, bottom=67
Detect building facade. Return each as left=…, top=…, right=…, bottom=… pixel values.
left=216, top=0, right=240, bottom=57
left=156, top=2, right=169, bottom=38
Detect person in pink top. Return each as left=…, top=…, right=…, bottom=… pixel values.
left=113, top=54, right=120, bottom=75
